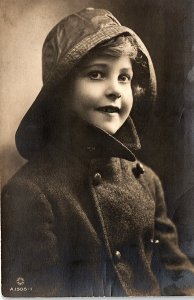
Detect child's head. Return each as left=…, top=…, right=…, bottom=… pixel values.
left=56, top=35, right=135, bottom=134
left=56, top=35, right=148, bottom=135
left=15, top=7, right=156, bottom=159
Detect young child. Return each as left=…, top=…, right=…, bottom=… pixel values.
left=2, top=7, right=194, bottom=297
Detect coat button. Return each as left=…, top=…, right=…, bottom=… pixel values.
left=93, top=173, right=102, bottom=185
left=132, top=162, right=145, bottom=178
left=115, top=250, right=121, bottom=260
left=136, top=163, right=144, bottom=174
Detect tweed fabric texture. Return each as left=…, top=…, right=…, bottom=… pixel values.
left=2, top=120, right=194, bottom=297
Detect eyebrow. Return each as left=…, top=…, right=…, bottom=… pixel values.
left=121, top=68, right=133, bottom=74
left=82, top=63, right=108, bottom=69
left=82, top=64, right=133, bottom=73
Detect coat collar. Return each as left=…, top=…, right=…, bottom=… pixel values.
left=50, top=113, right=141, bottom=162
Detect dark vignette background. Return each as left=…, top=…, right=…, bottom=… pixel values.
left=1, top=0, right=194, bottom=261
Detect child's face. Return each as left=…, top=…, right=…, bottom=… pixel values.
left=67, top=54, right=133, bottom=134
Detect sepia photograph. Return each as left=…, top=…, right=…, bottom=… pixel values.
left=1, top=0, right=194, bottom=297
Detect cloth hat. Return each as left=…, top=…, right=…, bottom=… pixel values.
left=15, top=7, right=157, bottom=159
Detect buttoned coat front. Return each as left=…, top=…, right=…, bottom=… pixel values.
left=2, top=118, right=194, bottom=297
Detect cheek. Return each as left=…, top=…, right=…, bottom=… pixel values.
left=75, top=90, right=100, bottom=110
left=71, top=91, right=95, bottom=113
left=123, top=90, right=133, bottom=114
left=69, top=81, right=87, bottom=110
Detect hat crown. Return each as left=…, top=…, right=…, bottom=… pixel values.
left=42, top=8, right=121, bottom=84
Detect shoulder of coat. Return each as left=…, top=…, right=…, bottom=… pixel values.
left=2, top=151, right=51, bottom=192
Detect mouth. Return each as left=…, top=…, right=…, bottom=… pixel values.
left=96, top=106, right=120, bottom=113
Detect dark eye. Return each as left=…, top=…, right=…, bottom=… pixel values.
left=88, top=71, right=104, bottom=80
left=119, top=74, right=131, bottom=82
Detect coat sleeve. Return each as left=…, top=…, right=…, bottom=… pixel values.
left=152, top=175, right=194, bottom=296
left=1, top=178, right=62, bottom=297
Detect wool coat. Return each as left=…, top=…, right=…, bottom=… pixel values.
left=2, top=116, right=194, bottom=297
left=2, top=7, right=194, bottom=297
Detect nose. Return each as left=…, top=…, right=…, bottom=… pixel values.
left=105, top=80, right=121, bottom=101
left=107, top=91, right=121, bottom=101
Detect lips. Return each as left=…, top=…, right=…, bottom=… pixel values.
left=96, top=106, right=120, bottom=113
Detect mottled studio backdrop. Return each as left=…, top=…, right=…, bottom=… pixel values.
left=1, top=0, right=194, bottom=259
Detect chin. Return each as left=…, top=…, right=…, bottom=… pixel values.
left=90, top=119, right=121, bottom=135
left=100, top=125, right=118, bottom=135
